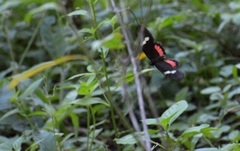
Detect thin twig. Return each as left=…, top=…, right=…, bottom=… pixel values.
left=121, top=59, right=141, bottom=133
left=110, top=0, right=151, bottom=150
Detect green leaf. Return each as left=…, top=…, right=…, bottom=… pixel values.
left=27, top=111, right=48, bottom=117
left=92, top=104, right=107, bottom=114
left=32, top=126, right=56, bottom=151
left=232, top=13, right=240, bottom=25
left=145, top=118, right=162, bottom=125
left=67, top=10, right=90, bottom=17
left=175, top=87, right=188, bottom=101
left=191, top=134, right=202, bottom=151
left=236, top=63, right=240, bottom=69
left=60, top=133, right=74, bottom=146
left=229, top=1, right=240, bottom=10
left=34, top=89, right=48, bottom=103
left=228, top=130, right=240, bottom=142
left=92, top=33, right=125, bottom=50
left=69, top=112, right=79, bottom=137
left=40, top=16, right=66, bottom=59
left=25, top=2, right=64, bottom=24
left=13, top=136, right=24, bottom=151
left=79, top=28, right=95, bottom=34
left=125, top=73, right=135, bottom=83
left=191, top=0, right=208, bottom=12
left=160, top=14, right=186, bottom=28
left=223, top=84, right=232, bottom=93
left=77, top=82, right=90, bottom=96
left=0, top=108, right=20, bottom=122
left=161, top=100, right=188, bottom=127
left=19, top=78, right=43, bottom=101
left=200, top=86, right=221, bottom=95
left=228, top=87, right=240, bottom=99
left=102, top=33, right=125, bottom=49
left=220, top=143, right=240, bottom=151
left=219, top=65, right=234, bottom=78
left=180, top=124, right=216, bottom=140
left=43, top=103, right=56, bottom=115
left=115, top=133, right=144, bottom=145
left=233, top=66, right=239, bottom=83
left=71, top=97, right=109, bottom=106
left=111, top=15, right=118, bottom=25
left=179, top=38, right=197, bottom=48
left=60, top=90, right=78, bottom=108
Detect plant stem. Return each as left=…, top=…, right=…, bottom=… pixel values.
left=89, top=0, right=120, bottom=150
left=110, top=0, right=151, bottom=150
left=87, top=106, right=90, bottom=151
left=89, top=106, right=96, bottom=151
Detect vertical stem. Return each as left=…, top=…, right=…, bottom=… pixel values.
left=110, top=0, right=151, bottom=150
left=89, top=106, right=95, bottom=151
left=89, top=0, right=121, bottom=150
left=87, top=106, right=90, bottom=151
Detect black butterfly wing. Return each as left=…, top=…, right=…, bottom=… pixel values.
left=136, top=26, right=166, bottom=60
left=136, top=26, right=184, bottom=80
left=154, top=60, right=185, bottom=80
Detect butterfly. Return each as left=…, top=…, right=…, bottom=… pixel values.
left=136, top=25, right=185, bottom=80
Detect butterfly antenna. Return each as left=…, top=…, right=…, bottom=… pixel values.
left=128, top=8, right=140, bottom=25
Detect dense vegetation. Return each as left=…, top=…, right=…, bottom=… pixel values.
left=0, top=0, right=240, bottom=150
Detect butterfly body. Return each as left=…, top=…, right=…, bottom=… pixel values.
left=136, top=25, right=184, bottom=80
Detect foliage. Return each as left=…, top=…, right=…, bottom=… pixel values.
left=0, top=0, right=240, bottom=150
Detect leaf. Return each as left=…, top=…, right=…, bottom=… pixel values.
left=60, top=133, right=74, bottom=147
left=179, top=38, right=197, bottom=48
left=229, top=1, right=240, bottom=10
left=43, top=103, right=56, bottom=115
left=25, top=2, right=64, bottom=24
left=160, top=14, right=186, bottom=28
left=232, top=66, right=239, bottom=83
left=191, top=0, right=208, bottom=12
left=219, top=65, right=234, bottom=78
left=77, top=82, right=90, bottom=96
left=0, top=108, right=20, bottom=122
left=67, top=10, right=90, bottom=17
left=223, top=84, right=232, bottom=93
left=92, top=33, right=125, bottom=50
left=191, top=134, right=202, bottom=151
left=102, top=33, right=125, bottom=49
left=236, top=63, right=240, bottom=69
left=200, top=86, right=221, bottom=95
left=145, top=118, right=162, bottom=125
left=13, top=136, right=24, bottom=151
left=8, top=55, right=88, bottom=89
left=220, top=143, right=240, bottom=151
left=161, top=100, right=188, bottom=127
left=69, top=112, right=79, bottom=137
left=40, top=16, right=66, bottom=59
left=175, top=87, right=189, bottom=101
left=232, top=13, right=240, bottom=25
left=19, top=78, right=43, bottom=101
left=228, top=130, right=240, bottom=142
left=181, top=124, right=210, bottom=140
left=111, top=15, right=118, bottom=25
left=228, top=87, right=240, bottom=99
left=71, top=97, right=109, bottom=106
left=115, top=133, right=144, bottom=145
left=32, top=126, right=56, bottom=151
left=27, top=111, right=48, bottom=117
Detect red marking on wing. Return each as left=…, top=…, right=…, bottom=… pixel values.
left=154, top=45, right=164, bottom=56
left=165, top=60, right=176, bottom=67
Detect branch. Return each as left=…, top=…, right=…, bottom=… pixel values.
left=109, top=0, right=151, bottom=150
